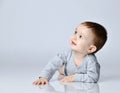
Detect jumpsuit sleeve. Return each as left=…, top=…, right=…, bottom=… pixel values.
left=39, top=50, right=70, bottom=81
left=74, top=55, right=100, bottom=83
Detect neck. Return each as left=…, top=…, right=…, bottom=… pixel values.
left=72, top=51, right=87, bottom=67
left=73, top=51, right=87, bottom=59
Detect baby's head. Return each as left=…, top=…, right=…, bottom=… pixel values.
left=70, top=21, right=107, bottom=55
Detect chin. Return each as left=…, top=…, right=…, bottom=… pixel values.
left=70, top=46, right=77, bottom=51
left=70, top=46, right=80, bottom=52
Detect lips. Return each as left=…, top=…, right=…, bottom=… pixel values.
left=71, top=41, right=76, bottom=45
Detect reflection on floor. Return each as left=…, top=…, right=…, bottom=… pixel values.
left=1, top=64, right=120, bottom=93
left=39, top=81, right=99, bottom=93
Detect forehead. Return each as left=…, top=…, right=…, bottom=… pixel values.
left=76, top=24, right=95, bottom=41
left=76, top=24, right=93, bottom=35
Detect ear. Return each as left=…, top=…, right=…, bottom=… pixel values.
left=88, top=45, right=97, bottom=54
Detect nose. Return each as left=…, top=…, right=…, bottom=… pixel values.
left=72, top=34, right=77, bottom=40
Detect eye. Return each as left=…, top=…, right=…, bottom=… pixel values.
left=74, top=31, right=77, bottom=34
left=79, top=35, right=82, bottom=38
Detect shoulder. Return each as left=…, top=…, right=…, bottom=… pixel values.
left=56, top=49, right=72, bottom=62
left=87, top=54, right=97, bottom=60
left=86, top=54, right=100, bottom=69
left=86, top=54, right=99, bottom=65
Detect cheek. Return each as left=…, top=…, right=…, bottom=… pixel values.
left=77, top=42, right=89, bottom=49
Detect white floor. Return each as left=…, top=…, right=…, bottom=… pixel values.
left=1, top=64, right=120, bottom=93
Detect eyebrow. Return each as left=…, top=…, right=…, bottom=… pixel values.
left=75, top=28, right=78, bottom=31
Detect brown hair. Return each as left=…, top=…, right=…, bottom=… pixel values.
left=81, top=21, right=107, bottom=53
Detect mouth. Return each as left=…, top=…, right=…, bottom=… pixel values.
left=71, top=41, right=76, bottom=46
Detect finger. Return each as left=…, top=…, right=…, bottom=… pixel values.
left=35, top=80, right=41, bottom=85
left=32, top=81, right=36, bottom=85
left=38, top=81, right=42, bottom=85
left=35, top=81, right=39, bottom=85
left=34, top=81, right=39, bottom=85
left=44, top=80, right=48, bottom=85
left=41, top=81, right=45, bottom=85
left=45, top=81, right=48, bottom=85
left=43, top=81, right=46, bottom=85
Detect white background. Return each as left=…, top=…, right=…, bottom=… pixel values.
left=0, top=0, right=120, bottom=93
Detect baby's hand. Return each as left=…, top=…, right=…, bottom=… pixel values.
left=60, top=75, right=74, bottom=83
left=32, top=77, right=48, bottom=86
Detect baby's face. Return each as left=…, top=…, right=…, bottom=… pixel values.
left=70, top=24, right=95, bottom=55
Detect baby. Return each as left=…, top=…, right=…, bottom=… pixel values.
left=33, top=21, right=107, bottom=85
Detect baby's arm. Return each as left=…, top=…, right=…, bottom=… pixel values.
left=73, top=62, right=100, bottom=83
left=33, top=50, right=70, bottom=85
left=39, top=54, right=65, bottom=81
left=32, top=77, right=48, bottom=85
left=60, top=62, right=100, bottom=83
left=58, top=64, right=75, bottom=82
left=59, top=75, right=74, bottom=82
left=60, top=58, right=100, bottom=83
